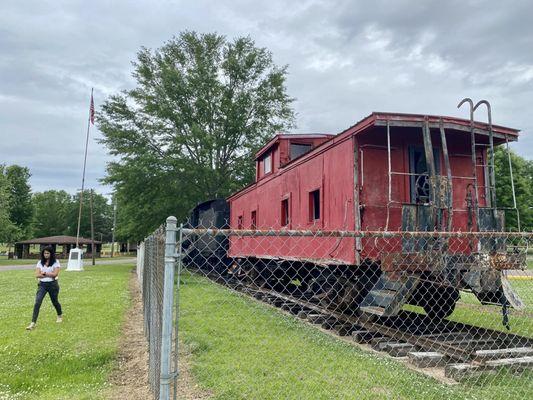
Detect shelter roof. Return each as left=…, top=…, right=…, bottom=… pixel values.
left=16, top=235, right=102, bottom=245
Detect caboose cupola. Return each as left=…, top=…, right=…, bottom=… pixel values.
left=254, top=133, right=334, bottom=181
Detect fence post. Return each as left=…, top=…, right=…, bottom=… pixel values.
left=159, top=216, right=177, bottom=400
left=172, top=223, right=184, bottom=400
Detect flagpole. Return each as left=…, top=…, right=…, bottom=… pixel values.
left=75, top=88, right=94, bottom=248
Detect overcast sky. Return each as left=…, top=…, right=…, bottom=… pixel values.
left=1, top=0, right=532, bottom=195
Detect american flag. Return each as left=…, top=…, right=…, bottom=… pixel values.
left=89, top=90, right=95, bottom=125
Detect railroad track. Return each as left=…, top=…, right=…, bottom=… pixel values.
left=190, top=268, right=533, bottom=382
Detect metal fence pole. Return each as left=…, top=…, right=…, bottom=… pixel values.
left=172, top=223, right=184, bottom=400
left=159, top=216, right=177, bottom=400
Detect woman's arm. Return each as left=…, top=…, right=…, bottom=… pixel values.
left=47, top=263, right=60, bottom=278
left=35, top=267, right=46, bottom=279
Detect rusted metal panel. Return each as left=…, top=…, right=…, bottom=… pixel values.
left=381, top=252, right=444, bottom=273
left=422, top=119, right=436, bottom=205
left=479, top=207, right=505, bottom=252
left=401, top=205, right=417, bottom=252
left=489, top=253, right=527, bottom=270
left=380, top=249, right=523, bottom=277
left=439, top=120, right=453, bottom=230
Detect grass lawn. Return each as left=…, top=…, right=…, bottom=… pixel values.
left=0, top=263, right=133, bottom=400
left=432, top=280, right=532, bottom=337
left=179, top=272, right=531, bottom=400
left=401, top=279, right=532, bottom=337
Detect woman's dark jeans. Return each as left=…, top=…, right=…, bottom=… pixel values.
left=32, top=281, right=62, bottom=323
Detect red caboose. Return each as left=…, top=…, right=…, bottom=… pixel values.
left=227, top=111, right=524, bottom=319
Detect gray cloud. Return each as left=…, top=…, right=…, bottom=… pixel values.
left=0, top=0, right=531, bottom=196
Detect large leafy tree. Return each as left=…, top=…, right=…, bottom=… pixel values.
left=99, top=32, right=295, bottom=240
left=65, top=191, right=113, bottom=242
left=4, top=165, right=33, bottom=235
left=32, top=190, right=113, bottom=241
left=494, top=146, right=532, bottom=230
left=0, top=170, right=20, bottom=244
left=32, top=190, right=72, bottom=237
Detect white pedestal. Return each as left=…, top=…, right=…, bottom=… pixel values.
left=67, top=248, right=84, bottom=271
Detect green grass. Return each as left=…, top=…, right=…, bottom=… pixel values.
left=0, top=263, right=133, bottom=399
left=179, top=272, right=531, bottom=400
left=401, top=280, right=532, bottom=337
left=446, top=280, right=532, bottom=336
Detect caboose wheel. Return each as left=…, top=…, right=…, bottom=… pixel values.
left=422, top=285, right=459, bottom=321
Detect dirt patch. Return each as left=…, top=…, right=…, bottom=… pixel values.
left=106, top=270, right=212, bottom=400
left=172, top=345, right=213, bottom=400
left=106, top=270, right=152, bottom=400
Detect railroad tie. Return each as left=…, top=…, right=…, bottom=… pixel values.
left=408, top=352, right=446, bottom=368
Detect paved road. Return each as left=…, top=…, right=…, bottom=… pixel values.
left=0, top=257, right=136, bottom=272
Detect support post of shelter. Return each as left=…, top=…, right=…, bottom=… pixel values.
left=22, top=244, right=29, bottom=259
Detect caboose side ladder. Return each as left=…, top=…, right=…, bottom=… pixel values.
left=458, top=98, right=480, bottom=231
left=473, top=100, right=497, bottom=220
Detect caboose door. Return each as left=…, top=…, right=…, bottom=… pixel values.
left=359, top=146, right=390, bottom=230
left=402, top=145, right=445, bottom=251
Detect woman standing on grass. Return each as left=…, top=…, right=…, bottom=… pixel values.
left=26, top=246, right=63, bottom=330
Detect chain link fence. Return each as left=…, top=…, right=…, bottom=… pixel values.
left=137, top=224, right=168, bottom=399
left=138, top=218, right=532, bottom=399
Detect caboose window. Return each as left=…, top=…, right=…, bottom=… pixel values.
left=281, top=199, right=289, bottom=226
left=237, top=215, right=243, bottom=230
left=251, top=210, right=257, bottom=229
left=309, top=189, right=320, bottom=221
left=264, top=152, right=272, bottom=174
left=290, top=143, right=312, bottom=159
left=409, top=146, right=440, bottom=204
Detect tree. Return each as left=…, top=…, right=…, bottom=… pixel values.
left=494, top=146, right=533, bottom=230
left=4, top=165, right=33, bottom=235
left=32, top=190, right=113, bottom=241
left=65, top=191, right=113, bottom=242
left=99, top=32, right=295, bottom=240
left=32, top=190, right=72, bottom=237
left=0, top=171, right=20, bottom=244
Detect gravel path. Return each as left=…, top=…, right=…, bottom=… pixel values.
left=0, top=257, right=136, bottom=272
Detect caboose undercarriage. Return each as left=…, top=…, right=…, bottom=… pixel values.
left=232, top=249, right=525, bottom=326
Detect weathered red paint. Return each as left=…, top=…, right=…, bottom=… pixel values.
left=228, top=112, right=520, bottom=265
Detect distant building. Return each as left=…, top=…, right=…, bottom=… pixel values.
left=15, top=235, right=102, bottom=259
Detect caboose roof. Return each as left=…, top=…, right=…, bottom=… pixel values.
left=363, top=112, right=519, bottom=139
left=228, top=111, right=521, bottom=201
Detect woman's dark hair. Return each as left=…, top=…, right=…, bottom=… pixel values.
left=40, top=246, right=57, bottom=266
